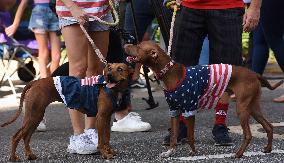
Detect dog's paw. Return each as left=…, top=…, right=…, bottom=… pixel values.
left=26, top=153, right=37, bottom=160
left=189, top=150, right=196, bottom=156
left=234, top=152, right=243, bottom=158
left=263, top=146, right=272, bottom=153
left=108, top=148, right=117, bottom=156
left=101, top=152, right=114, bottom=160
left=9, top=155, right=20, bottom=162
left=159, top=149, right=176, bottom=158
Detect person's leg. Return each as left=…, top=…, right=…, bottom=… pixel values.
left=34, top=33, right=50, bottom=78
left=48, top=31, right=61, bottom=74
left=61, top=24, right=97, bottom=154
left=84, top=30, right=109, bottom=130
left=208, top=8, right=244, bottom=146
left=261, top=0, right=284, bottom=73
left=61, top=25, right=88, bottom=135
left=251, top=25, right=269, bottom=74
left=261, top=0, right=284, bottom=102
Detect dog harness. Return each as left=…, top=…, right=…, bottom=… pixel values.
left=53, top=75, right=116, bottom=117
left=164, top=64, right=232, bottom=118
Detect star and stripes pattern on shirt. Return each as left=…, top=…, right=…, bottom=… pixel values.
left=197, top=64, right=232, bottom=111
left=164, top=64, right=232, bottom=118
left=80, top=75, right=106, bottom=86
left=56, top=0, right=110, bottom=22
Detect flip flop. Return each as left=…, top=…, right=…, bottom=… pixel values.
left=273, top=95, right=284, bottom=103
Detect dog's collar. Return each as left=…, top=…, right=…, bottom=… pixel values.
left=156, top=60, right=175, bottom=80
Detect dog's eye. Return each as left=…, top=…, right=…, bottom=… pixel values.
left=117, top=67, right=123, bottom=72
left=108, top=67, right=112, bottom=71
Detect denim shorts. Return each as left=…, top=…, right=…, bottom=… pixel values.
left=59, top=12, right=113, bottom=32
left=28, top=4, right=59, bottom=34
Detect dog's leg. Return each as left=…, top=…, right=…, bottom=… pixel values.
left=160, top=117, right=179, bottom=158
left=23, top=113, right=44, bottom=160
left=9, top=127, right=25, bottom=161
left=185, top=116, right=196, bottom=155
left=250, top=101, right=273, bottom=153
left=235, top=106, right=252, bottom=158
left=96, top=112, right=113, bottom=159
left=105, top=115, right=116, bottom=156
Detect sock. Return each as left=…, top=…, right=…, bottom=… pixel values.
left=214, top=102, right=229, bottom=125
left=179, top=115, right=187, bottom=124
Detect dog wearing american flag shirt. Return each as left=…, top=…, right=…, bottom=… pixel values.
left=1, top=63, right=133, bottom=161
left=124, top=41, right=283, bottom=158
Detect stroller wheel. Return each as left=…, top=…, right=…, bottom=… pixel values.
left=17, top=60, right=36, bottom=82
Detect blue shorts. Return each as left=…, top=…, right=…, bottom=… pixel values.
left=28, top=4, right=60, bottom=34
left=58, top=12, right=113, bottom=32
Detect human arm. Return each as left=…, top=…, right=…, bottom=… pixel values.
left=59, top=0, right=89, bottom=25
left=243, top=0, right=262, bottom=32
left=5, top=0, right=28, bottom=36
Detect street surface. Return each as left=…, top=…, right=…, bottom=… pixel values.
left=0, top=70, right=283, bottom=163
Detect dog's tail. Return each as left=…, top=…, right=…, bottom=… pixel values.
left=257, top=74, right=284, bottom=90
left=1, top=80, right=36, bottom=127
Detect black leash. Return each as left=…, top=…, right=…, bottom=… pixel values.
left=129, top=0, right=159, bottom=110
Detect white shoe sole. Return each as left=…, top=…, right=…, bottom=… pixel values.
left=111, top=126, right=151, bottom=132
left=67, top=147, right=97, bottom=155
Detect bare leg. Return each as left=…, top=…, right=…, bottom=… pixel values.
left=48, top=31, right=61, bottom=74
left=34, top=33, right=50, bottom=78
left=61, top=24, right=88, bottom=135
left=85, top=30, right=109, bottom=129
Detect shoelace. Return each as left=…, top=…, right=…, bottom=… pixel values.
left=78, top=135, right=94, bottom=145
left=128, top=112, right=142, bottom=121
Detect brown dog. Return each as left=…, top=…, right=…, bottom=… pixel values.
left=1, top=63, right=133, bottom=161
left=124, top=41, right=283, bottom=158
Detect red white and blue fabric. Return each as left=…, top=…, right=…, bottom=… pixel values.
left=53, top=75, right=109, bottom=117
left=56, top=0, right=110, bottom=22
left=164, top=64, right=232, bottom=118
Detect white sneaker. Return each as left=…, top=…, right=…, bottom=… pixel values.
left=36, top=119, right=47, bottom=132
left=67, top=134, right=97, bottom=154
left=111, top=112, right=151, bottom=132
left=84, top=128, right=98, bottom=147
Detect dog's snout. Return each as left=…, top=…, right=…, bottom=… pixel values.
left=107, top=73, right=113, bottom=80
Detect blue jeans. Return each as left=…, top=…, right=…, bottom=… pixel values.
left=28, top=4, right=59, bottom=33
left=199, top=36, right=209, bottom=65
left=251, top=0, right=284, bottom=74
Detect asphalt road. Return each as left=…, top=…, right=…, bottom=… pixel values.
left=0, top=81, right=284, bottom=163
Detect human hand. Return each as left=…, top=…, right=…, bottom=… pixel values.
left=69, top=4, right=89, bottom=25
left=5, top=24, right=18, bottom=37
left=165, top=0, right=181, bottom=11
left=243, top=6, right=260, bottom=32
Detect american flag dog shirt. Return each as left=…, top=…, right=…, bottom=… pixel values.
left=53, top=75, right=115, bottom=117
left=164, top=64, right=232, bottom=118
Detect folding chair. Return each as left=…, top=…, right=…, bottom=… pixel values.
left=0, top=12, right=39, bottom=98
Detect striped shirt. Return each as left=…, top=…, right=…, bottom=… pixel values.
left=164, top=64, right=232, bottom=118
left=56, top=0, right=110, bottom=22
